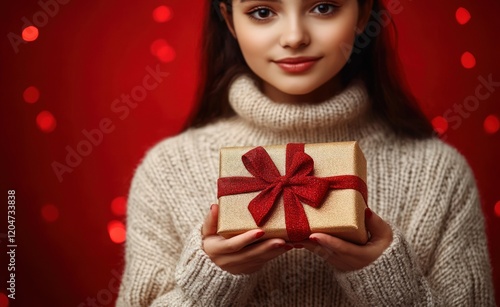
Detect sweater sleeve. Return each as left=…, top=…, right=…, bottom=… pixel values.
left=116, top=145, right=258, bottom=307
left=334, top=154, right=495, bottom=306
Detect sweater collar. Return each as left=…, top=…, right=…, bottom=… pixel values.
left=228, top=75, right=371, bottom=132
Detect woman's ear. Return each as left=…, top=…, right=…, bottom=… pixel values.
left=220, top=3, right=237, bottom=39
left=356, top=0, right=374, bottom=34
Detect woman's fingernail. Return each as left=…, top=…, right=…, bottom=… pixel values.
left=293, top=244, right=304, bottom=249
left=283, top=245, right=293, bottom=251
left=365, top=208, right=373, bottom=219
left=309, top=237, right=319, bottom=244
left=274, top=243, right=285, bottom=249
left=255, top=231, right=265, bottom=239
left=210, top=204, right=215, bottom=211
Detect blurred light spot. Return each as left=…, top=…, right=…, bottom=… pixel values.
left=495, top=201, right=500, bottom=218
left=41, top=204, right=59, bottom=222
left=36, top=110, right=57, bottom=133
left=153, top=5, right=173, bottom=23
left=157, top=45, right=176, bottom=63
left=461, top=52, right=476, bottom=69
left=23, top=86, right=40, bottom=103
left=111, top=196, right=127, bottom=216
left=484, top=115, right=499, bottom=134
left=431, top=116, right=448, bottom=135
left=22, top=26, right=39, bottom=42
left=108, top=221, right=126, bottom=244
left=150, top=38, right=167, bottom=57
left=0, top=292, right=9, bottom=307
left=456, top=7, right=471, bottom=25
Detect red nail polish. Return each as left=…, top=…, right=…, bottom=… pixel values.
left=274, top=243, right=285, bottom=249
left=309, top=237, right=319, bottom=244
left=365, top=208, right=373, bottom=219
left=255, top=231, right=265, bottom=239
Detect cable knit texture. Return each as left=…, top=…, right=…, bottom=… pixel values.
left=117, top=75, right=495, bottom=306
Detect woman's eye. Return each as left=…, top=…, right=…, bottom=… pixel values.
left=248, top=8, right=275, bottom=20
left=312, top=4, right=336, bottom=15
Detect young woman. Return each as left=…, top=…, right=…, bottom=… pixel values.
left=117, top=0, right=495, bottom=305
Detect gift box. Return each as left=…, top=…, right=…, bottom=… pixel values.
left=217, top=142, right=368, bottom=244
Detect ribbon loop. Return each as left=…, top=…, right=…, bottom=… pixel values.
left=286, top=151, right=315, bottom=178
left=241, top=146, right=281, bottom=183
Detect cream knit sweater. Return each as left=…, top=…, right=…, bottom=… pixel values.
left=117, top=76, right=495, bottom=306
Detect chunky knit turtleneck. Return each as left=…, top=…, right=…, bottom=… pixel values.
left=117, top=76, right=494, bottom=306
left=229, top=75, right=370, bottom=131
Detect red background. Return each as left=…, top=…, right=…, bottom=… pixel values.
left=1, top=1, right=499, bottom=306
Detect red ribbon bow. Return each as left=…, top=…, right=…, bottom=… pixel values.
left=217, top=143, right=368, bottom=242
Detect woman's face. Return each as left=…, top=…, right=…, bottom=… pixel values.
left=224, top=0, right=368, bottom=103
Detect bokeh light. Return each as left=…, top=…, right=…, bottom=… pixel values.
left=484, top=115, right=500, bottom=134
left=41, top=204, right=60, bottom=223
left=150, top=38, right=168, bottom=57
left=108, top=221, right=126, bottom=244
left=432, top=116, right=448, bottom=135
left=111, top=196, right=127, bottom=216
left=23, top=86, right=40, bottom=103
left=461, top=52, right=476, bottom=69
left=36, top=110, right=57, bottom=133
left=153, top=5, right=173, bottom=23
left=22, top=26, right=39, bottom=42
left=157, top=45, right=176, bottom=63
left=150, top=39, right=176, bottom=62
left=456, top=7, right=471, bottom=25
left=0, top=292, right=9, bottom=307
left=495, top=201, right=500, bottom=218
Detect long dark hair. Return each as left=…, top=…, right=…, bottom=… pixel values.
left=186, top=0, right=434, bottom=139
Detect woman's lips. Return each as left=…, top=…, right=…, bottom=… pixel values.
left=273, top=57, right=321, bottom=73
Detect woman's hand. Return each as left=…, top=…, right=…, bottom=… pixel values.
left=301, top=208, right=393, bottom=272
left=202, top=204, right=292, bottom=275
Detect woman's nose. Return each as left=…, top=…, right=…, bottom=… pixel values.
left=279, top=17, right=310, bottom=49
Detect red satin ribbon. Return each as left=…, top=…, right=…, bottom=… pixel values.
left=217, top=143, right=368, bottom=242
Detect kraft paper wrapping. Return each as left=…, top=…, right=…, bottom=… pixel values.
left=217, top=141, right=368, bottom=244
